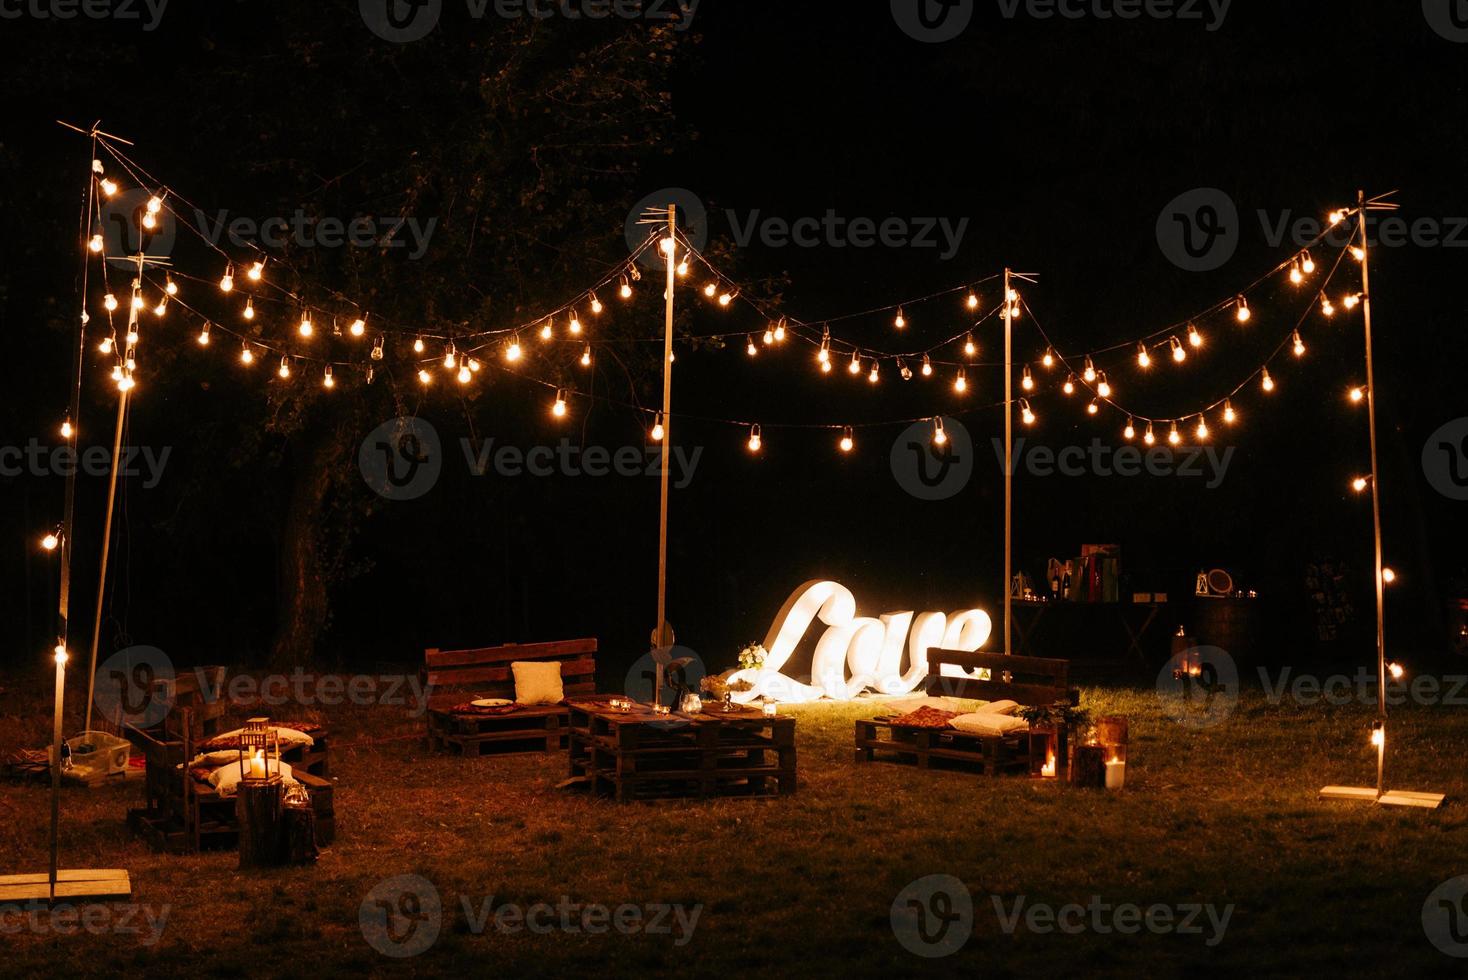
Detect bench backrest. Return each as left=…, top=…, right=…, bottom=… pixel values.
left=924, top=649, right=1078, bottom=706
left=424, top=638, right=597, bottom=711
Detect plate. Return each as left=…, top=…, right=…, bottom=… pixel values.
left=471, top=698, right=513, bottom=708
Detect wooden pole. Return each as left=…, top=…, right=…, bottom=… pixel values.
left=653, top=207, right=676, bottom=705
left=83, top=256, right=139, bottom=733
left=1356, top=190, right=1387, bottom=798
left=1003, top=268, right=1013, bottom=656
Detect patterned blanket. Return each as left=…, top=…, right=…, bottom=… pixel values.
left=888, top=706, right=961, bottom=729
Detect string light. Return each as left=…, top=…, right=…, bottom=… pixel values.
left=1329, top=209, right=1346, bottom=227
left=581, top=345, right=593, bottom=367
left=1235, top=296, right=1251, bottom=323
left=1144, top=423, right=1156, bottom=446
left=964, top=334, right=977, bottom=358
left=763, top=324, right=775, bottom=346
left=703, top=283, right=717, bottom=299
left=569, top=314, right=583, bottom=335
left=1137, top=343, right=1151, bottom=369
left=60, top=417, right=73, bottom=440
left=1343, top=293, right=1360, bottom=310
left=1321, top=296, right=1336, bottom=317
left=747, top=424, right=762, bottom=453
left=1083, top=357, right=1096, bottom=383
left=457, top=362, right=472, bottom=384
left=1087, top=398, right=1099, bottom=416
left=99, top=178, right=117, bottom=197
left=747, top=335, right=758, bottom=357
left=1223, top=400, right=1236, bottom=424
left=718, top=291, right=736, bottom=307
left=131, top=294, right=144, bottom=311
left=506, top=335, right=523, bottom=362
left=141, top=211, right=156, bottom=231
left=196, top=322, right=211, bottom=346
left=590, top=293, right=603, bottom=315
left=1195, top=415, right=1210, bottom=440
left=220, top=265, right=234, bottom=293
left=99, top=334, right=114, bottom=354
left=1170, top=336, right=1186, bottom=363
left=88, top=234, right=104, bottom=253
left=371, top=337, right=385, bottom=360
left=413, top=336, right=426, bottom=353
left=153, top=297, right=167, bottom=316
left=932, top=417, right=947, bottom=446
left=350, top=317, right=366, bottom=337
left=921, top=355, right=933, bottom=377
left=1168, top=422, right=1181, bottom=446
left=1042, top=349, right=1055, bottom=369
left=1387, top=661, right=1405, bottom=681
left=848, top=351, right=862, bottom=375
left=552, top=390, right=567, bottom=417
left=651, top=413, right=665, bottom=442
left=119, top=372, right=137, bottom=392
left=104, top=293, right=118, bottom=312
left=1352, top=476, right=1369, bottom=493
left=1020, top=399, right=1036, bottom=426
left=620, top=276, right=633, bottom=300
left=1370, top=721, right=1385, bottom=748
left=540, top=319, right=554, bottom=341
left=1350, top=246, right=1366, bottom=262
left=1293, top=331, right=1306, bottom=356
left=1188, top=324, right=1203, bottom=348
left=146, top=194, right=162, bottom=215
left=1062, top=374, right=1075, bottom=396
left=279, top=357, right=292, bottom=379
left=868, top=361, right=880, bottom=384
left=839, top=426, right=855, bottom=453
left=248, top=260, right=264, bottom=281
left=243, top=298, right=255, bottom=320
left=323, top=365, right=335, bottom=389
left=1096, top=372, right=1112, bottom=398
left=1123, top=418, right=1135, bottom=440
left=1262, top=369, right=1275, bottom=392
left=774, top=319, right=786, bottom=342
left=298, top=313, right=313, bottom=338
left=953, top=369, right=967, bottom=394
left=899, top=359, right=913, bottom=381
left=1021, top=366, right=1034, bottom=391
left=443, top=346, right=458, bottom=369
left=1349, top=386, right=1365, bottom=403
left=1382, top=567, right=1396, bottom=584
left=468, top=357, right=481, bottom=373
left=240, top=344, right=255, bottom=365
left=41, top=530, right=60, bottom=551
left=126, top=326, right=138, bottom=344
left=894, top=307, right=906, bottom=329
left=677, top=257, right=690, bottom=277
left=966, top=291, right=979, bottom=311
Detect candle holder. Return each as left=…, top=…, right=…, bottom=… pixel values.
left=1028, top=725, right=1060, bottom=779
left=237, top=717, right=281, bottom=786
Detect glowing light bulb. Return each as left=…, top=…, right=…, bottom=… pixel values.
left=569, top=315, right=582, bottom=335
left=848, top=352, right=862, bottom=375
left=444, top=348, right=457, bottom=369
left=1022, top=366, right=1034, bottom=391
left=1261, top=369, right=1275, bottom=392
left=506, top=337, right=522, bottom=362
left=1171, top=337, right=1186, bottom=363
left=1195, top=416, right=1210, bottom=440
left=552, top=390, right=567, bottom=417
left=1289, top=263, right=1304, bottom=285
left=899, top=359, right=913, bottom=381
left=747, top=425, right=762, bottom=452
left=1137, top=343, right=1151, bottom=369
left=1020, top=400, right=1035, bottom=426
left=196, top=322, right=211, bottom=346
left=839, top=426, right=854, bottom=453
left=1382, top=567, right=1396, bottom=584
left=131, top=294, right=144, bottom=311
left=248, top=261, right=264, bottom=281
left=458, top=364, right=472, bottom=384
left=1328, top=209, right=1345, bottom=226
left=921, top=355, right=933, bottom=377
left=820, top=359, right=832, bottom=374
left=220, top=268, right=234, bottom=293
left=774, top=320, right=786, bottom=342
left=677, top=258, right=689, bottom=277
left=1352, top=476, right=1368, bottom=492
left=954, top=370, right=967, bottom=394
left=932, top=418, right=947, bottom=446
left=1302, top=251, right=1316, bottom=274
left=1096, top=372, right=1111, bottom=398
left=1321, top=296, right=1336, bottom=317
left=651, top=413, right=665, bottom=442
left=104, top=293, right=118, bottom=312
left=1343, top=294, right=1360, bottom=310
left=1188, top=324, right=1203, bottom=348
left=1123, top=419, right=1135, bottom=440
left=1223, top=400, right=1236, bottom=424
left=89, top=234, right=104, bottom=253
left=1370, top=723, right=1385, bottom=748
left=1086, top=399, right=1099, bottom=416
left=1168, top=423, right=1181, bottom=446
left=60, top=417, right=74, bottom=439
left=54, top=644, right=69, bottom=665
left=413, top=337, right=425, bottom=353
left=1349, top=386, right=1365, bottom=403
left=590, top=294, right=603, bottom=315
left=704, top=283, right=717, bottom=299
left=323, top=365, right=336, bottom=389
left=966, top=291, right=979, bottom=310
left=659, top=237, right=676, bottom=256
left=894, top=307, right=906, bottom=329
left=468, top=358, right=480, bottom=373
left=99, top=178, right=117, bottom=196
left=298, top=314, right=313, bottom=338
left=244, top=299, right=255, bottom=320
left=279, top=357, right=292, bottom=379
left=581, top=345, right=593, bottom=367
left=620, top=278, right=633, bottom=300
left=1387, top=661, right=1405, bottom=681
left=153, top=298, right=167, bottom=316
left=1062, top=375, right=1075, bottom=396
left=141, top=211, right=157, bottom=231
left=350, top=318, right=366, bottom=337
left=1351, top=246, right=1366, bottom=261
left=964, top=334, right=977, bottom=358
left=240, top=345, right=255, bottom=365
left=146, top=195, right=162, bottom=215
left=1082, top=357, right=1096, bottom=383
left=718, top=292, right=734, bottom=307
left=1144, top=423, right=1156, bottom=446
left=42, top=532, right=59, bottom=551
left=417, top=368, right=431, bottom=385
left=868, top=362, right=880, bottom=384
left=763, top=325, right=775, bottom=346
left=99, top=335, right=114, bottom=354
left=126, top=327, right=139, bottom=345
left=1042, top=349, right=1055, bottom=369
left=1293, top=331, right=1306, bottom=356
left=1235, top=296, right=1250, bottom=322
left=747, top=336, right=758, bottom=357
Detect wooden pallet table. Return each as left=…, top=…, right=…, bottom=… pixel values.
left=854, top=718, right=1029, bottom=776
left=565, top=700, right=796, bottom=802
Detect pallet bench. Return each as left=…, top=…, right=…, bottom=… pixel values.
left=854, top=649, right=1078, bottom=777
left=424, top=638, right=597, bottom=757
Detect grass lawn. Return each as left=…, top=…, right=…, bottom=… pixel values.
left=1, top=668, right=1466, bottom=977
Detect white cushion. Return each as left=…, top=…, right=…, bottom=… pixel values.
left=983, top=699, right=1022, bottom=716
left=949, top=712, right=1030, bottom=736
left=204, top=726, right=314, bottom=752
left=882, top=695, right=984, bottom=715
left=208, top=758, right=294, bottom=798
left=512, top=661, right=565, bottom=705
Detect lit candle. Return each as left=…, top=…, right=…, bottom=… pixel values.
left=249, top=749, right=266, bottom=780
left=1041, top=755, right=1056, bottom=779
left=763, top=702, right=777, bottom=717
left=1105, top=757, right=1126, bottom=791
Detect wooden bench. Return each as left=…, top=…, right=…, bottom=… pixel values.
left=425, top=639, right=598, bottom=757
left=854, top=650, right=1078, bottom=776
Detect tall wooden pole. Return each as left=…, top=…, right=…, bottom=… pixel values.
left=83, top=256, right=139, bottom=733
left=1356, top=191, right=1387, bottom=797
left=653, top=207, right=676, bottom=704
left=1003, top=268, right=1013, bottom=656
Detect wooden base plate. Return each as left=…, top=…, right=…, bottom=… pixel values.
left=0, top=869, right=132, bottom=904
left=1320, top=785, right=1446, bottom=809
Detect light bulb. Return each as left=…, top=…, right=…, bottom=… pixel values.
left=1328, top=209, right=1345, bottom=226
left=468, top=358, right=480, bottom=373
left=966, top=291, right=979, bottom=310
left=848, top=352, right=861, bottom=375
left=131, top=295, right=144, bottom=311
left=350, top=318, right=366, bottom=337
left=839, top=426, right=854, bottom=453
left=42, top=532, right=59, bottom=551
left=323, top=366, right=336, bottom=389
left=197, top=323, right=211, bottom=346
left=868, top=362, right=880, bottom=384
left=1188, top=324, right=1203, bottom=348
left=820, top=359, right=832, bottom=374
left=540, top=320, right=554, bottom=341
left=1021, top=400, right=1036, bottom=426
left=1262, top=370, right=1275, bottom=392
left=894, top=307, right=906, bottom=329
left=241, top=345, right=255, bottom=365
left=89, top=234, right=103, bottom=253
left=747, top=425, right=762, bottom=452
left=1235, top=296, right=1250, bottom=322
left=763, top=326, right=775, bottom=346
left=104, top=293, right=118, bottom=312
left=1293, top=331, right=1306, bottom=356
left=933, top=418, right=947, bottom=446
left=54, top=644, right=69, bottom=665
left=1321, top=296, right=1336, bottom=317
left=1352, top=476, right=1369, bottom=492
left=1387, top=661, right=1405, bottom=681
left=677, top=258, right=689, bottom=277
left=1042, top=349, right=1055, bottom=369
left=146, top=195, right=162, bottom=214
left=1351, top=246, right=1366, bottom=262
left=1022, top=366, right=1034, bottom=391
left=964, top=334, right=977, bottom=358
left=1123, top=419, right=1135, bottom=440
left=1144, top=423, right=1156, bottom=446
left=506, top=337, right=522, bottom=362
left=244, top=299, right=255, bottom=320
left=298, top=314, right=313, bottom=338
left=747, top=336, right=758, bottom=357
left=704, top=283, right=717, bottom=298
left=417, top=368, right=431, bottom=385
left=1168, top=423, right=1181, bottom=446
left=99, top=335, right=114, bottom=354
left=413, top=337, right=425, bottom=353
left=817, top=341, right=830, bottom=365
left=279, top=357, right=292, bottom=379
left=141, top=212, right=157, bottom=231
left=590, top=294, right=603, bottom=315
left=651, top=413, right=665, bottom=442
left=1195, top=416, right=1209, bottom=440
left=220, top=269, right=234, bottom=293
left=581, top=346, right=592, bottom=367
left=443, top=348, right=457, bottom=369
left=60, top=417, right=74, bottom=439
left=1062, top=375, right=1075, bottom=395
left=153, top=298, right=167, bottom=316
left=1301, top=252, right=1316, bottom=274
left=1171, top=337, right=1186, bottom=363
left=1096, top=372, right=1111, bottom=398
left=1370, top=723, right=1385, bottom=748
left=620, top=278, right=633, bottom=299
left=1289, top=264, right=1304, bottom=285
left=954, top=370, right=967, bottom=394
left=899, top=360, right=913, bottom=381
left=921, top=355, right=933, bottom=377
left=1343, top=294, right=1360, bottom=310
left=1083, top=357, right=1096, bottom=383
left=248, top=260, right=264, bottom=281
left=99, top=178, right=117, bottom=196
left=1086, top=399, right=1099, bottom=416
left=458, top=364, right=472, bottom=384
left=126, top=328, right=138, bottom=345
left=1382, top=567, right=1396, bottom=584
left=569, top=315, right=582, bottom=335
left=774, top=320, right=786, bottom=342
left=1223, top=400, right=1236, bottom=424
left=718, top=292, right=734, bottom=307
left=1349, top=386, right=1365, bottom=403
left=553, top=391, right=567, bottom=417
left=1137, top=343, right=1151, bottom=369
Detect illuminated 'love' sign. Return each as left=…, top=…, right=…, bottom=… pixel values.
left=728, top=580, right=992, bottom=703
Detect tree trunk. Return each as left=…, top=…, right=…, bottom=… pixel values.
left=271, top=418, right=340, bottom=668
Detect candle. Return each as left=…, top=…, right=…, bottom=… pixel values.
left=249, top=749, right=266, bottom=780
left=762, top=702, right=777, bottom=716
left=1041, top=755, right=1056, bottom=779
left=1105, top=757, right=1126, bottom=791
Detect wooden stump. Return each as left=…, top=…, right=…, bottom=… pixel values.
left=283, top=805, right=319, bottom=865
left=236, top=781, right=286, bottom=869
left=1071, top=744, right=1106, bottom=789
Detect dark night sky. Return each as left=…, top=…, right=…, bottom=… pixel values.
left=3, top=1, right=1466, bottom=683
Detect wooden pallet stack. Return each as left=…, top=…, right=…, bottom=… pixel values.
left=566, top=701, right=796, bottom=802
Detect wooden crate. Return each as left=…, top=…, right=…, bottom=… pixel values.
left=566, top=701, right=796, bottom=802
left=423, top=638, right=597, bottom=757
